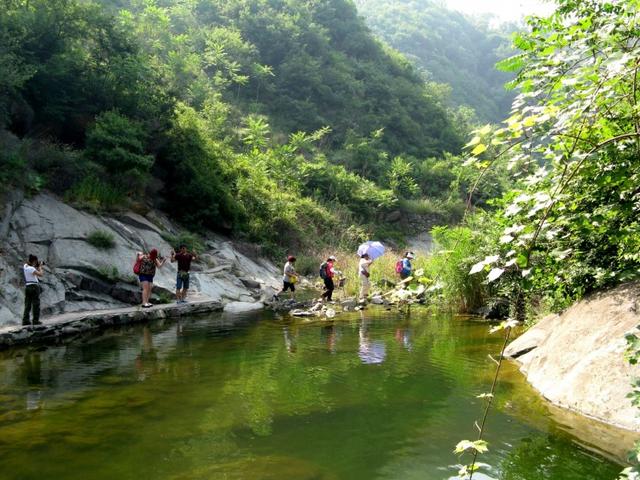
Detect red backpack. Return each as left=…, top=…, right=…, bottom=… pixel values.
left=133, top=257, right=142, bottom=275
left=395, top=259, right=403, bottom=274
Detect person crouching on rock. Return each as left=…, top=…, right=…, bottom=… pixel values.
left=276, top=255, right=298, bottom=300
left=171, top=244, right=196, bottom=304
left=23, top=254, right=44, bottom=326
left=136, top=249, right=166, bottom=308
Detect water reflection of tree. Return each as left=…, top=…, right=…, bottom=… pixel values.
left=499, top=435, right=620, bottom=479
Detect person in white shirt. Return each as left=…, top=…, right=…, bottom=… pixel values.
left=275, top=255, right=298, bottom=300
left=23, top=254, right=44, bottom=326
left=358, top=253, right=373, bottom=302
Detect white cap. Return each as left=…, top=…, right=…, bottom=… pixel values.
left=328, top=255, right=337, bottom=261
left=406, top=252, right=415, bottom=259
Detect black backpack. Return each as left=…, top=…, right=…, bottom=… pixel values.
left=319, top=261, right=328, bottom=279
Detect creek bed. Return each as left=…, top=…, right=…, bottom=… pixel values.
left=0, top=308, right=629, bottom=479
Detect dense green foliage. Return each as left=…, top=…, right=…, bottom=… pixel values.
left=461, top=0, right=640, bottom=315
left=355, top=0, right=516, bottom=123
left=1, top=0, right=500, bottom=252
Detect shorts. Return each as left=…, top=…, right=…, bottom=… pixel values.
left=176, top=272, right=190, bottom=290
left=282, top=281, right=295, bottom=292
left=139, top=274, right=154, bottom=283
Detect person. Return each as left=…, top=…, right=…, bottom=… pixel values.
left=22, top=254, right=44, bottom=326
left=358, top=253, right=373, bottom=302
left=399, top=251, right=415, bottom=280
left=136, top=249, right=166, bottom=308
left=171, top=244, right=197, bottom=304
left=321, top=255, right=337, bottom=302
left=276, top=255, right=298, bottom=300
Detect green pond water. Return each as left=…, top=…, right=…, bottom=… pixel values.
left=0, top=309, right=628, bottom=480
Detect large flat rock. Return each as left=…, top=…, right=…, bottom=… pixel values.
left=505, top=282, right=640, bottom=431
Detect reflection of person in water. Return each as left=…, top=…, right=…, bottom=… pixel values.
left=394, top=327, right=413, bottom=351
left=283, top=325, right=297, bottom=354
left=135, top=326, right=158, bottom=381
left=321, top=323, right=337, bottom=354
left=358, top=312, right=386, bottom=365
left=22, top=352, right=43, bottom=410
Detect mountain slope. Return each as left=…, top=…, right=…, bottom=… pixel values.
left=355, top=0, right=516, bottom=123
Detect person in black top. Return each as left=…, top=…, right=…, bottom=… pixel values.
left=171, top=245, right=197, bottom=303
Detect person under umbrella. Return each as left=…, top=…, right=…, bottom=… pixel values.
left=358, top=253, right=373, bottom=302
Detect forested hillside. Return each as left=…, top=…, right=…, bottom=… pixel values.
left=1, top=0, right=499, bottom=254
left=355, top=0, right=516, bottom=123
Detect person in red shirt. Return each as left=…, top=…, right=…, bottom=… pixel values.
left=171, top=245, right=197, bottom=303
left=321, top=255, right=337, bottom=302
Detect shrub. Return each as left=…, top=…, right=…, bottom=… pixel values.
left=95, top=265, right=120, bottom=282
left=398, top=198, right=465, bottom=224
left=0, top=133, right=44, bottom=194
left=387, top=156, right=419, bottom=199
left=422, top=224, right=489, bottom=312
left=86, top=230, right=117, bottom=250
left=159, top=104, right=237, bottom=230
left=294, top=254, right=320, bottom=277
left=66, top=176, right=127, bottom=211
left=85, top=110, right=154, bottom=191
left=162, top=231, right=205, bottom=253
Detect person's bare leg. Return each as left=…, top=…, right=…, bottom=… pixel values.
left=141, top=282, right=148, bottom=305
left=142, top=282, right=151, bottom=305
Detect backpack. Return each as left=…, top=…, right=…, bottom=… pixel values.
left=133, top=257, right=142, bottom=275
left=395, top=259, right=403, bottom=274
left=319, top=261, right=328, bottom=279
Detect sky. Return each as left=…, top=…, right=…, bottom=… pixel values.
left=444, top=0, right=556, bottom=24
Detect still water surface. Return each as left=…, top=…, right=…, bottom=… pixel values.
left=0, top=309, right=625, bottom=479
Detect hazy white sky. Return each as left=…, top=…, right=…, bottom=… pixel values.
left=444, top=0, right=555, bottom=23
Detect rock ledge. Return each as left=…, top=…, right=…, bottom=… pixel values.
left=0, top=298, right=223, bottom=349
left=505, top=282, right=640, bottom=432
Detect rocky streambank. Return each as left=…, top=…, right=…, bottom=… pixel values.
left=505, top=282, right=640, bottom=433
left=0, top=298, right=223, bottom=349
left=0, top=192, right=281, bottom=326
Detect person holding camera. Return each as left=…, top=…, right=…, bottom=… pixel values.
left=23, top=254, right=44, bottom=326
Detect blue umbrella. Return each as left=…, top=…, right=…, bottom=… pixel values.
left=357, top=241, right=385, bottom=260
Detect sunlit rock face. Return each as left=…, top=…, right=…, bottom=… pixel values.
left=0, top=193, right=280, bottom=326
left=505, top=282, right=640, bottom=432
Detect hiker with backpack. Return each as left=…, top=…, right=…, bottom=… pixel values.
left=320, top=255, right=337, bottom=302
left=396, top=251, right=415, bottom=280
left=134, top=249, right=166, bottom=308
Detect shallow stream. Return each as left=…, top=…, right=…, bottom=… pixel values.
left=0, top=309, right=630, bottom=479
